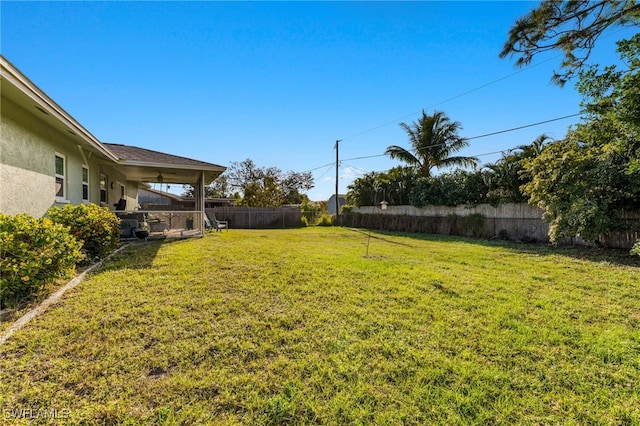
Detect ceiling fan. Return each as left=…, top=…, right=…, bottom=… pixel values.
left=141, top=171, right=176, bottom=183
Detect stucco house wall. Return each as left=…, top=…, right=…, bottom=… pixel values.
left=97, top=164, right=139, bottom=211
left=1, top=55, right=225, bottom=224
left=0, top=96, right=106, bottom=216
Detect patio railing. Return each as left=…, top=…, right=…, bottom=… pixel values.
left=116, top=210, right=206, bottom=238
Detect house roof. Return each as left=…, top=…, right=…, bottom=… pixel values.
left=103, top=143, right=226, bottom=185
left=104, top=143, right=224, bottom=170
left=1, top=56, right=119, bottom=162
left=2, top=55, right=226, bottom=186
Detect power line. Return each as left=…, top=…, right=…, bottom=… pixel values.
left=306, top=162, right=336, bottom=172
left=339, top=54, right=563, bottom=142
left=315, top=24, right=634, bottom=195
left=467, top=113, right=580, bottom=140
left=473, top=149, right=511, bottom=158
left=306, top=112, right=580, bottom=173
left=338, top=25, right=633, bottom=144
left=315, top=163, right=334, bottom=179
left=342, top=163, right=369, bottom=175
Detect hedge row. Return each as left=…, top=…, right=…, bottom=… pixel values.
left=0, top=205, right=120, bottom=308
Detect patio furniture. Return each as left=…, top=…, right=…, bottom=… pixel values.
left=114, top=198, right=126, bottom=211
left=205, top=212, right=228, bottom=232
left=120, top=219, right=138, bottom=238
left=147, top=216, right=169, bottom=233
left=135, top=230, right=149, bottom=240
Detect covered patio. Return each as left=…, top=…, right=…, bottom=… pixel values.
left=103, top=143, right=226, bottom=238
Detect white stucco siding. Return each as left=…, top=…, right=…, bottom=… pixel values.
left=0, top=96, right=104, bottom=217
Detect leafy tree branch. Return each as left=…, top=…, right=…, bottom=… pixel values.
left=500, top=0, right=640, bottom=85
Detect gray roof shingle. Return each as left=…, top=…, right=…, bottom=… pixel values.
left=103, top=143, right=224, bottom=169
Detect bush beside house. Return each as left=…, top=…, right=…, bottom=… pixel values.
left=0, top=214, right=83, bottom=307
left=47, top=204, right=121, bottom=260
left=0, top=206, right=120, bottom=308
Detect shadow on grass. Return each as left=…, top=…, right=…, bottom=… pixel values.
left=349, top=228, right=640, bottom=268
left=431, top=280, right=460, bottom=297
left=347, top=227, right=414, bottom=247
left=99, top=238, right=186, bottom=272
left=0, top=238, right=179, bottom=330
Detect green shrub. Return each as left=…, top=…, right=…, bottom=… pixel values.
left=47, top=204, right=121, bottom=260
left=0, top=213, right=83, bottom=307
left=316, top=214, right=334, bottom=227
left=300, top=216, right=309, bottom=227
left=410, top=170, right=491, bottom=207
left=631, top=240, right=640, bottom=256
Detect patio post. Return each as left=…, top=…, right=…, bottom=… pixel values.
left=199, top=170, right=205, bottom=234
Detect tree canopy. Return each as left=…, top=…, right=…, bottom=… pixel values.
left=500, top=0, right=640, bottom=85
left=385, top=110, right=478, bottom=177
left=346, top=167, right=417, bottom=207
left=182, top=175, right=231, bottom=199
left=225, top=159, right=314, bottom=207
left=522, top=34, right=640, bottom=243
left=182, top=159, right=314, bottom=207
left=348, top=133, right=552, bottom=208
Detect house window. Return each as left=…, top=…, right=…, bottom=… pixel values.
left=100, top=174, right=108, bottom=204
left=55, top=153, right=66, bottom=200
left=82, top=166, right=90, bottom=202
left=120, top=184, right=125, bottom=200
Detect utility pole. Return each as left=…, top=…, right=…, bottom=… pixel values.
left=335, top=140, right=341, bottom=223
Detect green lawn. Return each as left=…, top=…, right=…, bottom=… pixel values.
left=1, top=227, right=639, bottom=425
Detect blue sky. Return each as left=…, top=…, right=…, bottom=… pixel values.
left=1, top=1, right=635, bottom=201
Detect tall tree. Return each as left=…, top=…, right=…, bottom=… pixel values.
left=522, top=34, right=640, bottom=243
left=500, top=0, right=640, bottom=85
left=226, top=159, right=262, bottom=195
left=281, top=171, right=315, bottom=204
left=224, top=159, right=314, bottom=207
left=182, top=174, right=230, bottom=198
left=385, top=110, right=478, bottom=177
left=242, top=174, right=284, bottom=207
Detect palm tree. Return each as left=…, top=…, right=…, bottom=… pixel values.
left=517, top=133, right=551, bottom=159
left=385, top=110, right=478, bottom=177
left=484, top=133, right=552, bottom=203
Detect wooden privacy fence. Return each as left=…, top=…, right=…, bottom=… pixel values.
left=346, top=204, right=639, bottom=249
left=207, top=207, right=302, bottom=229
left=600, top=209, right=640, bottom=249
